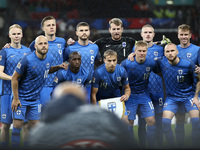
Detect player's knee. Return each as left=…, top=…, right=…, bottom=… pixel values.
left=162, top=118, right=171, bottom=132
left=13, top=120, right=23, bottom=129
left=146, top=118, right=156, bottom=126
left=1, top=123, right=10, bottom=131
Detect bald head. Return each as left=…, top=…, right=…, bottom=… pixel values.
left=52, top=81, right=87, bottom=103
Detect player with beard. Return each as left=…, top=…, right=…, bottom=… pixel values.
left=11, top=35, right=66, bottom=148
left=63, top=22, right=101, bottom=103
left=156, top=43, right=200, bottom=148
left=95, top=18, right=136, bottom=64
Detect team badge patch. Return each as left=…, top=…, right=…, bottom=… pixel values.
left=98, top=97, right=125, bottom=119
left=46, top=63, right=50, bottom=68
left=187, top=53, right=191, bottom=58
left=16, top=110, right=21, bottom=115
left=90, top=50, right=94, bottom=54
left=117, top=77, right=121, bottom=81
left=17, top=62, right=21, bottom=69
left=77, top=79, right=82, bottom=84
left=57, top=44, right=61, bottom=48
left=154, top=51, right=158, bottom=56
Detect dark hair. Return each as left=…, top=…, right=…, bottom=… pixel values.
left=76, top=22, right=90, bottom=31
left=69, top=51, right=81, bottom=60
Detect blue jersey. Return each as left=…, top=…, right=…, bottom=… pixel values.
left=157, top=57, right=196, bottom=100
left=29, top=37, right=66, bottom=87
left=133, top=44, right=164, bottom=94
left=63, top=41, right=100, bottom=75
left=15, top=51, right=53, bottom=101
left=177, top=44, right=200, bottom=65
left=53, top=66, right=91, bottom=88
left=0, top=45, right=31, bottom=95
left=121, top=57, right=158, bottom=96
left=92, top=64, right=129, bottom=101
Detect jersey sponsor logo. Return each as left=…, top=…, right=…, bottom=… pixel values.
left=33, top=66, right=37, bottom=69
left=178, top=70, right=183, bottom=74
left=2, top=114, right=6, bottom=119
left=122, top=42, right=126, bottom=48
left=0, top=55, right=2, bottom=60
left=154, top=51, right=158, bottom=56
left=187, top=53, right=191, bottom=58
left=90, top=50, right=94, bottom=54
left=60, top=139, right=112, bottom=149
left=11, top=55, right=15, bottom=57
left=117, top=77, right=121, bottom=81
left=105, top=45, right=110, bottom=47
left=46, top=63, right=50, bottom=68
left=16, top=110, right=21, bottom=115
left=17, top=62, right=21, bottom=69
left=146, top=67, right=150, bottom=72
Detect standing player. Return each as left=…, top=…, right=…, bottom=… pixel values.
left=11, top=35, right=65, bottom=148
left=129, top=24, right=165, bottom=147
left=157, top=43, right=200, bottom=148
left=53, top=51, right=91, bottom=100
left=95, top=18, right=136, bottom=64
left=63, top=22, right=100, bottom=103
left=121, top=41, right=158, bottom=148
left=0, top=24, right=31, bottom=147
left=174, top=24, right=200, bottom=145
left=29, top=16, right=66, bottom=107
left=91, top=50, right=131, bottom=123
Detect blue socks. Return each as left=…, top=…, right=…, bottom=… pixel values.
left=191, top=117, right=200, bottom=148
left=175, top=123, right=184, bottom=145
left=162, top=118, right=174, bottom=146
left=11, top=127, right=22, bottom=148
left=146, top=125, right=156, bottom=147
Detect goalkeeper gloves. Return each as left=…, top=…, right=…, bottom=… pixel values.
left=160, top=35, right=171, bottom=45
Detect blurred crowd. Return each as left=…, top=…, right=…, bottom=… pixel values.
left=0, top=0, right=199, bottom=48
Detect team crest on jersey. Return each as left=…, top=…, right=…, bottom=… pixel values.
left=117, top=77, right=121, bottom=81
left=77, top=79, right=82, bottom=84
left=16, top=110, right=21, bottom=115
left=90, top=50, right=94, bottom=54
left=187, top=53, right=191, bottom=58
left=146, top=67, right=150, bottom=72
left=107, top=102, right=116, bottom=112
left=17, top=62, right=21, bottom=69
left=57, top=44, right=61, bottom=48
left=2, top=114, right=6, bottom=119
left=122, top=42, right=126, bottom=48
left=46, top=63, right=50, bottom=68
left=154, top=52, right=158, bottom=56
left=0, top=55, right=2, bottom=61
left=178, top=70, right=183, bottom=74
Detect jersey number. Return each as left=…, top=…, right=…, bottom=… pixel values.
left=44, top=70, right=49, bottom=78
left=177, top=75, right=184, bottom=82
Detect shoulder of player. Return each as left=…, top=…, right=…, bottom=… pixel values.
left=55, top=37, right=66, bottom=43
left=122, top=37, right=136, bottom=42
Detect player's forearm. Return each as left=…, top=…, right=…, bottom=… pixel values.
left=194, top=81, right=200, bottom=98
left=49, top=65, right=62, bottom=74
left=91, top=94, right=97, bottom=105
left=11, top=78, right=19, bottom=100
left=0, top=72, right=12, bottom=80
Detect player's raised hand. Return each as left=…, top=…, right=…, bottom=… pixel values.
left=60, top=62, right=69, bottom=70
left=127, top=52, right=135, bottom=61
left=11, top=98, right=21, bottom=112
left=2, top=43, right=11, bottom=49
left=67, top=38, right=75, bottom=45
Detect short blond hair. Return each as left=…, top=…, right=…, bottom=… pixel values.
left=141, top=24, right=154, bottom=33
left=109, top=18, right=123, bottom=27
left=178, top=24, right=191, bottom=33
left=9, top=24, right=22, bottom=34
left=135, top=40, right=148, bottom=50
left=103, top=49, right=117, bottom=59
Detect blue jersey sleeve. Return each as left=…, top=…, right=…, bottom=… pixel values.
left=63, top=46, right=70, bottom=61
left=120, top=59, right=126, bottom=68
left=92, top=70, right=100, bottom=88
left=15, top=57, right=28, bottom=75
left=197, top=47, right=200, bottom=66
left=53, top=69, right=65, bottom=87
left=121, top=68, right=129, bottom=86
left=0, top=49, right=6, bottom=66
left=29, top=40, right=36, bottom=52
